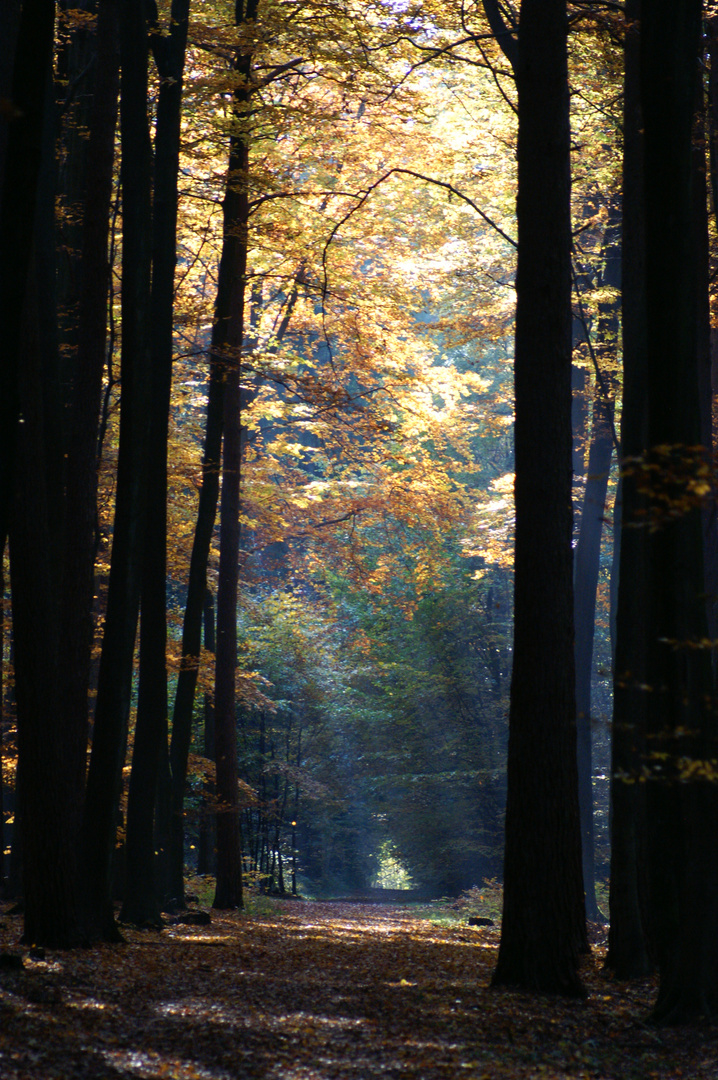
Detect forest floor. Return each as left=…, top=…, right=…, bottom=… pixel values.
left=1, top=895, right=717, bottom=1079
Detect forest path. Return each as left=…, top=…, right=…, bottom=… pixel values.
left=1, top=899, right=716, bottom=1079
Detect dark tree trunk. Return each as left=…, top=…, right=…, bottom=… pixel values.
left=166, top=167, right=231, bottom=909
left=197, top=588, right=217, bottom=877
left=640, top=0, right=718, bottom=1024
left=0, top=0, right=21, bottom=200
left=0, top=0, right=55, bottom=550
left=575, top=380, right=615, bottom=922
left=11, top=238, right=84, bottom=949
left=166, top=162, right=299, bottom=906
left=57, top=0, right=120, bottom=870
left=1, top=0, right=88, bottom=949
left=574, top=208, right=620, bottom=923
left=490, top=0, right=587, bottom=996
left=122, top=0, right=191, bottom=929
left=605, top=0, right=652, bottom=980
left=0, top=0, right=14, bottom=895
left=0, top=557, right=3, bottom=894
left=82, top=0, right=153, bottom=941
left=55, top=1, right=100, bottom=436
left=572, top=363, right=588, bottom=479
left=213, top=160, right=248, bottom=908
left=694, top=51, right=718, bottom=650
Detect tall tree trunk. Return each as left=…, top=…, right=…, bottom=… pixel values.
left=0, top=15, right=19, bottom=836
left=212, top=0, right=260, bottom=911
left=605, top=0, right=652, bottom=980
left=490, top=0, right=587, bottom=996
left=0, top=559, right=3, bottom=894
left=575, top=379, right=615, bottom=921
left=212, top=167, right=248, bottom=909
left=167, top=251, right=299, bottom=904
left=82, top=0, right=153, bottom=941
left=640, top=0, right=718, bottom=1024
left=694, top=50, right=718, bottom=651
left=58, top=0, right=120, bottom=876
left=574, top=207, right=620, bottom=923
left=122, top=0, right=191, bottom=929
left=166, top=155, right=233, bottom=910
left=1, top=0, right=88, bottom=949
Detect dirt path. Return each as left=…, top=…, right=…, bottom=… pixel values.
left=1, top=900, right=716, bottom=1078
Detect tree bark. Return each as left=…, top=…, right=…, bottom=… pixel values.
left=82, top=0, right=153, bottom=941
left=212, top=0, right=261, bottom=911
left=197, top=588, right=217, bottom=877
left=575, top=379, right=615, bottom=922
left=0, top=0, right=55, bottom=550
left=58, top=0, right=120, bottom=878
left=574, top=206, right=620, bottom=923
left=640, top=0, right=718, bottom=1024
left=0, top=0, right=89, bottom=949
left=122, top=0, right=191, bottom=929
left=490, top=0, right=587, bottom=996
left=604, top=0, right=652, bottom=980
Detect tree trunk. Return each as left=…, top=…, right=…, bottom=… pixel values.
left=0, top=1, right=21, bottom=193
left=1, top=0, right=89, bottom=950
left=604, top=0, right=652, bottom=980
left=490, top=0, right=587, bottom=996
left=82, top=0, right=153, bottom=941
left=640, top=0, right=718, bottom=1024
left=574, top=207, right=620, bottom=923
left=213, top=148, right=248, bottom=906
left=122, top=0, right=191, bottom=929
left=166, top=210, right=230, bottom=907
left=575, top=380, right=615, bottom=921
left=11, top=236, right=84, bottom=948
left=167, top=197, right=299, bottom=905
left=58, top=0, right=120, bottom=876
left=694, top=43, right=718, bottom=650
left=0, top=0, right=55, bottom=550
left=197, top=588, right=217, bottom=877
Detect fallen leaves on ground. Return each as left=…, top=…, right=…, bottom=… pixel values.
left=1, top=900, right=716, bottom=1079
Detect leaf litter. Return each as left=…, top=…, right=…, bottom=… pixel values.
left=1, top=899, right=717, bottom=1079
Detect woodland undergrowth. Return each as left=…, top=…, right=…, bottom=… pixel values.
left=1, top=898, right=716, bottom=1079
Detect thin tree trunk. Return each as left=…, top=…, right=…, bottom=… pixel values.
left=574, top=208, right=620, bottom=923
left=575, top=379, right=615, bottom=921
left=213, top=164, right=247, bottom=906
left=694, top=48, right=718, bottom=650
left=168, top=266, right=299, bottom=903
left=197, top=588, right=217, bottom=877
